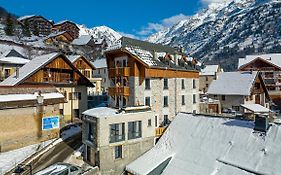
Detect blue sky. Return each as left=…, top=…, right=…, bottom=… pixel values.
left=0, top=0, right=218, bottom=39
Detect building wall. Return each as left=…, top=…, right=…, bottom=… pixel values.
left=0, top=104, right=60, bottom=152
left=82, top=111, right=156, bottom=175
left=93, top=68, right=109, bottom=93
left=58, top=86, right=88, bottom=121
left=199, top=75, right=216, bottom=93
left=117, top=76, right=199, bottom=125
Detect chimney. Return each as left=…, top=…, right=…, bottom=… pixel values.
left=254, top=115, right=269, bottom=133
left=16, top=67, right=19, bottom=78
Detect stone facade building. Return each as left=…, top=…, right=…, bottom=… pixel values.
left=82, top=107, right=155, bottom=175
left=199, top=64, right=223, bottom=94
left=0, top=87, right=65, bottom=152
left=207, top=71, right=270, bottom=116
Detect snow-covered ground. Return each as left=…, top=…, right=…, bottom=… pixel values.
left=0, top=139, right=54, bottom=175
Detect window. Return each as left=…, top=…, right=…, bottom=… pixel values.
left=109, top=123, right=125, bottom=143
left=87, top=122, right=93, bottom=142
left=193, top=94, right=196, bottom=104
left=206, top=84, right=209, bottom=88
left=164, top=79, right=168, bottom=89
left=74, top=109, right=80, bottom=118
left=128, top=121, right=142, bottom=140
left=222, top=95, right=225, bottom=101
left=145, top=97, right=150, bottom=106
left=232, top=106, right=240, bottom=112
left=148, top=119, right=152, bottom=127
left=163, top=115, right=170, bottom=126
left=145, top=78, right=151, bottom=90
left=164, top=96, right=168, bottom=107
left=182, top=95, right=185, bottom=105
left=59, top=109, right=63, bottom=115
left=69, top=92, right=81, bottom=100
left=114, top=145, right=122, bottom=159
left=181, top=79, right=185, bottom=89
left=155, top=116, right=158, bottom=127
left=206, top=76, right=208, bottom=81
left=193, top=79, right=196, bottom=89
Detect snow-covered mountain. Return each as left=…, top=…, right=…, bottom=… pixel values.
left=78, top=25, right=122, bottom=46
left=148, top=0, right=281, bottom=70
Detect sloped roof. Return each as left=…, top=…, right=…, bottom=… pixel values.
left=207, top=71, right=258, bottom=96
left=71, top=35, right=92, bottom=45
left=0, top=56, right=30, bottom=65
left=126, top=113, right=281, bottom=175
left=18, top=15, right=36, bottom=21
left=200, top=64, right=220, bottom=76
left=0, top=53, right=59, bottom=86
left=0, top=92, right=64, bottom=102
left=92, top=58, right=107, bottom=69
left=67, top=55, right=95, bottom=69
left=4, top=49, right=26, bottom=59
left=241, top=104, right=270, bottom=113
left=238, top=54, right=281, bottom=70
left=53, top=20, right=79, bottom=29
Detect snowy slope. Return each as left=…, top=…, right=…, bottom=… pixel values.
left=78, top=25, right=122, bottom=46
left=148, top=0, right=281, bottom=70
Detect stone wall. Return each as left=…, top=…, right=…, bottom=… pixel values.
left=0, top=104, right=60, bottom=152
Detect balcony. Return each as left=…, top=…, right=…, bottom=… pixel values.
left=155, top=127, right=166, bottom=137
left=109, top=67, right=130, bottom=78
left=108, top=86, right=130, bottom=96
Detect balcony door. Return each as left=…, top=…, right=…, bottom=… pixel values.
left=115, top=57, right=127, bottom=68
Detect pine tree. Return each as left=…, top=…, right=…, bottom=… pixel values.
left=33, top=23, right=40, bottom=36
left=22, top=20, right=31, bottom=37
left=4, top=14, right=14, bottom=36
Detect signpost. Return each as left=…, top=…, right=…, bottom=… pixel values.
left=42, top=116, right=60, bottom=130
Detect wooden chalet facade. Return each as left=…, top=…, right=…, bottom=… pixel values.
left=18, top=15, right=53, bottom=36
left=0, top=53, right=93, bottom=122
left=45, top=31, right=74, bottom=44
left=53, top=20, right=80, bottom=40
left=238, top=54, right=281, bottom=109
left=105, top=37, right=200, bottom=136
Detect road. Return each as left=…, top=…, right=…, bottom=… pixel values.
left=6, top=132, right=82, bottom=175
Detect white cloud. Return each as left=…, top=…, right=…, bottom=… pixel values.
left=118, top=31, right=140, bottom=39
left=201, top=0, right=231, bottom=5
left=137, top=13, right=189, bottom=37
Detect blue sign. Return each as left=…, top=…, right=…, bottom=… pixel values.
left=42, top=116, right=60, bottom=130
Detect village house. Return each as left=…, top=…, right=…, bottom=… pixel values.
left=52, top=20, right=80, bottom=40
left=92, top=58, right=109, bottom=95
left=67, top=55, right=96, bottom=95
left=207, top=71, right=270, bottom=118
left=81, top=37, right=199, bottom=175
left=0, top=53, right=93, bottom=122
left=45, top=31, right=74, bottom=44
left=238, top=54, right=281, bottom=110
left=82, top=106, right=156, bottom=175
left=0, top=86, right=65, bottom=152
left=199, top=64, right=223, bottom=94
left=18, top=15, right=53, bottom=36
left=126, top=113, right=281, bottom=175
left=106, top=37, right=200, bottom=125
left=0, top=49, right=29, bottom=81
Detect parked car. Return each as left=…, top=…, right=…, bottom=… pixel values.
left=34, top=162, right=81, bottom=175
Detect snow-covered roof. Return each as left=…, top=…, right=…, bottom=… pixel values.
left=125, top=46, right=159, bottom=67
left=0, top=53, right=59, bottom=86
left=241, top=104, right=270, bottom=113
left=238, top=54, right=281, bottom=70
left=67, top=55, right=81, bottom=63
left=18, top=15, right=36, bottom=21
left=71, top=35, right=92, bottom=45
left=82, top=107, right=118, bottom=118
left=207, top=71, right=258, bottom=96
left=0, top=92, right=64, bottom=102
left=0, top=56, right=29, bottom=64
left=47, top=31, right=68, bottom=38
left=92, top=58, right=107, bottom=69
left=126, top=113, right=281, bottom=175
left=200, top=64, right=220, bottom=76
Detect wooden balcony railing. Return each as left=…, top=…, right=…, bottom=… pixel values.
left=109, top=67, right=130, bottom=78
left=108, top=86, right=130, bottom=96
left=155, top=127, right=166, bottom=137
